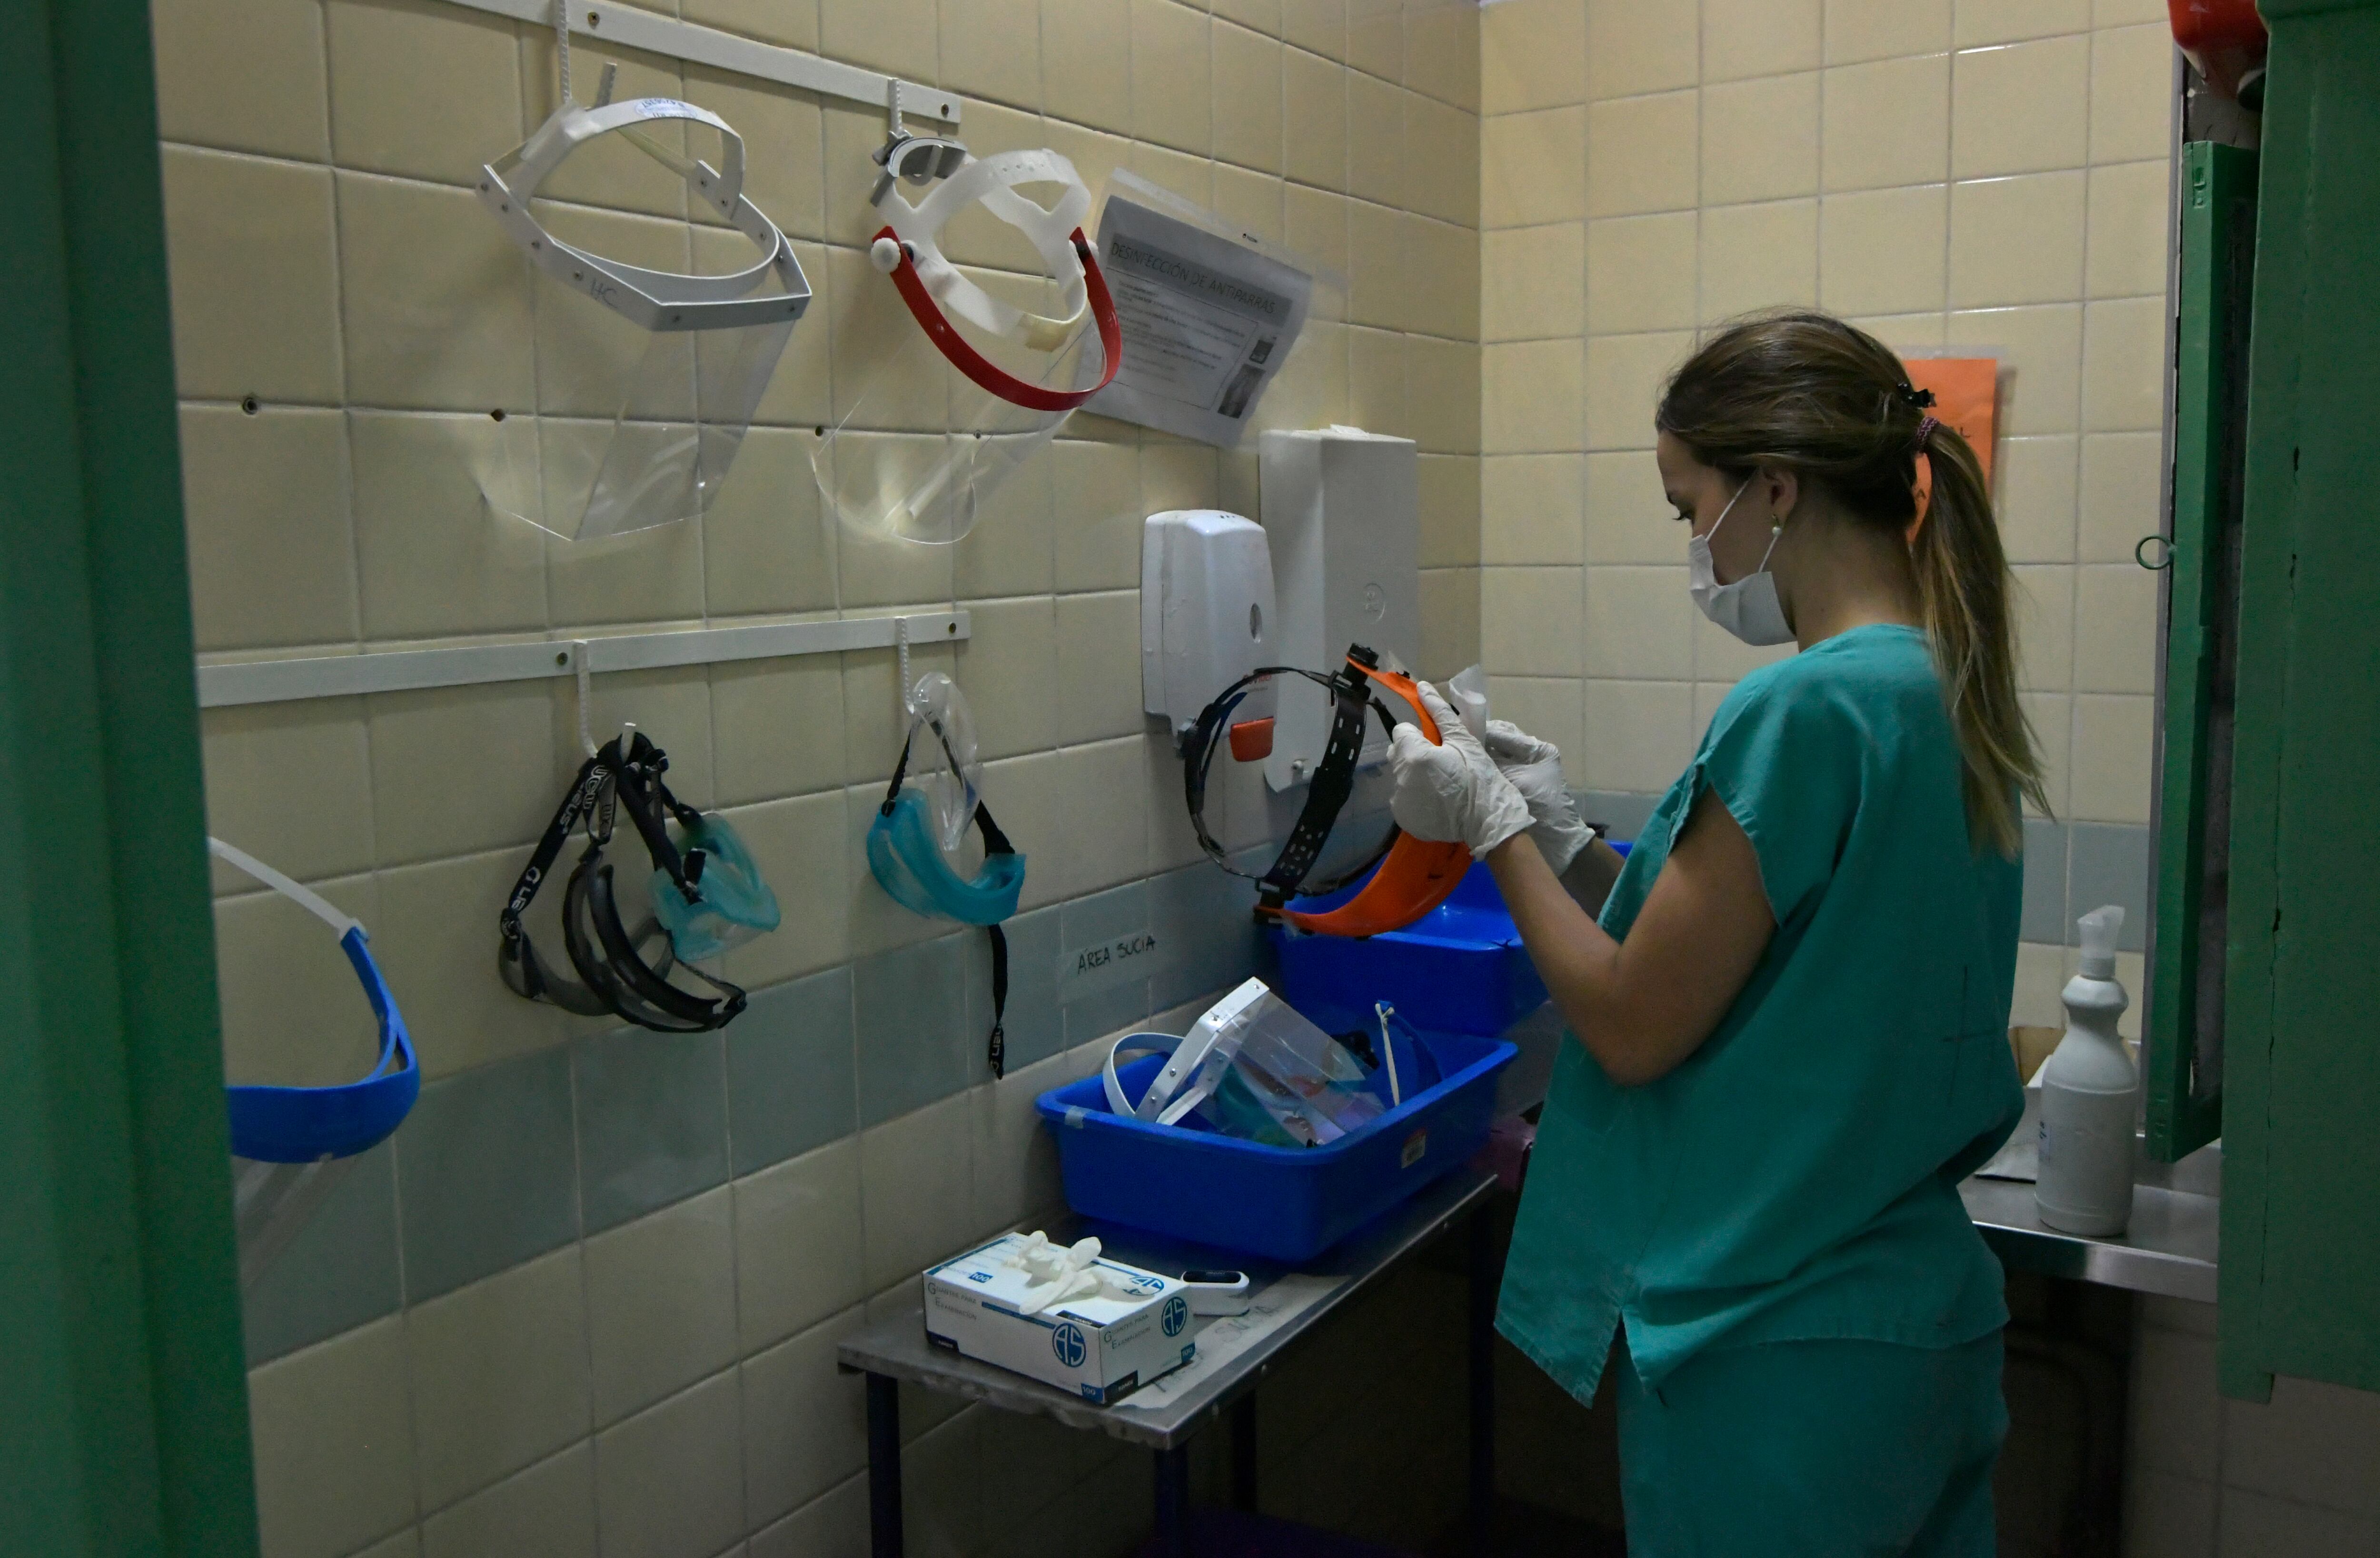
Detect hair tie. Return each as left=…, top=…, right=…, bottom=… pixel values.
left=1913, top=414, right=1938, bottom=453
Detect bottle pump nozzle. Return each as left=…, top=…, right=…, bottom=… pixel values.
left=2077, top=905, right=2124, bottom=979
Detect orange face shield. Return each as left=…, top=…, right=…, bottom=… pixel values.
left=1181, top=646, right=1471, bottom=940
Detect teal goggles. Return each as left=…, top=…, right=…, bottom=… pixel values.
left=652, top=812, right=781, bottom=962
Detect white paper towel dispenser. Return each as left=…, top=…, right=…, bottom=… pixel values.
left=1257, top=426, right=1418, bottom=792
left=1141, top=510, right=1277, bottom=745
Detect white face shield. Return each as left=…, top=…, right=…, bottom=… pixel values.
left=814, top=138, right=1123, bottom=548
left=467, top=89, right=811, bottom=542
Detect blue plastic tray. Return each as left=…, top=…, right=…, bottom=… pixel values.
left=1035, top=1029, right=1516, bottom=1262
left=1269, top=861, right=1547, bottom=1037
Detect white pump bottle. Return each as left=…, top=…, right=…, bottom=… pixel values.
left=2034, top=906, right=2137, bottom=1236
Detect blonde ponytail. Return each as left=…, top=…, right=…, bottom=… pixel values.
left=1656, top=310, right=2047, bottom=857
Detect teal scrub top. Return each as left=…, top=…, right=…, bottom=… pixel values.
left=1497, top=624, right=2023, bottom=1405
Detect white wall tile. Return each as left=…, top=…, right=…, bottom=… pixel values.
left=248, top=1319, right=416, bottom=1558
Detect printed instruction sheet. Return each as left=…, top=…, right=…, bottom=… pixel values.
left=1084, top=195, right=1313, bottom=446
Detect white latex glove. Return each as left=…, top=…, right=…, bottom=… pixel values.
left=1387, top=684, right=1533, bottom=860
left=1484, top=719, right=1594, bottom=876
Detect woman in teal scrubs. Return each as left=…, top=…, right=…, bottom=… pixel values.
left=1387, top=313, right=2046, bottom=1556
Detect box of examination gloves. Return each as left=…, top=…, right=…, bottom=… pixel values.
left=923, top=1233, right=1197, bottom=1405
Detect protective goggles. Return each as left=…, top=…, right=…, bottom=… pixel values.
left=867, top=717, right=1025, bottom=1076
left=1183, top=644, right=1470, bottom=938
left=499, top=733, right=747, bottom=1033
left=652, top=812, right=779, bottom=962
left=211, top=839, right=418, bottom=1164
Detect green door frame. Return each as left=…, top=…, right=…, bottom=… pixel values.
left=0, top=1, right=259, bottom=1553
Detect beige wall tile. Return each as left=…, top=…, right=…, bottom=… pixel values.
left=1691, top=610, right=1793, bottom=682
left=1134, top=0, right=1214, bottom=155
left=711, top=654, right=847, bottom=806
left=1346, top=0, right=1405, bottom=82
left=2090, top=23, right=2175, bottom=165
left=2085, top=159, right=2171, bottom=300
left=327, top=0, right=520, bottom=186
left=1348, top=72, right=1407, bottom=209
left=719, top=791, right=854, bottom=988
left=408, top=1247, right=592, bottom=1510
left=547, top=517, right=706, bottom=629
left=702, top=430, right=838, bottom=620
left=1055, top=591, right=1147, bottom=745
left=1482, top=340, right=1583, bottom=454
left=1408, top=334, right=1481, bottom=455
left=1419, top=567, right=1484, bottom=680
left=1419, top=454, right=1483, bottom=568
left=736, top=1138, right=866, bottom=1354
left=1483, top=455, right=1586, bottom=565
left=368, top=682, right=560, bottom=865
left=1408, top=3, right=1484, bottom=113
left=1284, top=0, right=1348, bottom=60
left=2067, top=691, right=2152, bottom=822
left=2079, top=430, right=2162, bottom=562
left=1583, top=679, right=1695, bottom=790
left=1584, top=331, right=1692, bottom=451
left=941, top=0, right=1042, bottom=111
left=1348, top=326, right=1410, bottom=438
left=203, top=701, right=376, bottom=888
left=2010, top=562, right=2075, bottom=692
left=2082, top=295, right=2166, bottom=432
left=1481, top=567, right=1583, bottom=678
left=1046, top=0, right=1135, bottom=135
left=420, top=1444, right=595, bottom=1558
left=1992, top=434, right=2080, bottom=563
left=742, top=1310, right=869, bottom=1527
left=1692, top=678, right=1735, bottom=742
left=1056, top=736, right=1152, bottom=895
left=1408, top=213, right=1481, bottom=338
left=593, top=1371, right=745, bottom=1558
left=1954, top=0, right=2092, bottom=48
left=953, top=597, right=1059, bottom=763
left=1211, top=164, right=1288, bottom=247
left=1485, top=675, right=1585, bottom=783
left=1850, top=310, right=1950, bottom=353
left=372, top=848, right=565, bottom=1078
left=2020, top=690, right=2071, bottom=818
left=1047, top=438, right=1143, bottom=592
left=1483, top=223, right=1585, bottom=343
left=347, top=412, right=548, bottom=640
left=208, top=888, right=373, bottom=1083
left=972, top=1050, right=1077, bottom=1233
left=819, top=0, right=937, bottom=81
left=1824, top=0, right=1951, bottom=65
left=1586, top=0, right=1699, bottom=100
left=1823, top=54, right=1951, bottom=192
left=1481, top=0, right=1587, bottom=114
left=682, top=76, right=827, bottom=246
left=180, top=406, right=358, bottom=651
left=1948, top=171, right=2087, bottom=308
left=1406, top=92, right=1479, bottom=227
left=152, top=0, right=328, bottom=160
left=1283, top=47, right=1349, bottom=191
left=1585, top=212, right=1697, bottom=335
left=1585, top=449, right=1681, bottom=563
left=2095, top=0, right=2168, bottom=21
left=514, top=40, right=687, bottom=219
left=1585, top=90, right=1697, bottom=218
left=162, top=148, right=342, bottom=404
left=1585, top=565, right=1694, bottom=680
left=339, top=172, right=537, bottom=412
left=1214, top=22, right=1287, bottom=174
left=1952, top=37, right=2091, bottom=178
left=1701, top=199, right=1820, bottom=321
left=683, top=0, right=819, bottom=48
left=585, top=1188, right=739, bottom=1427
left=1702, top=73, right=1821, bottom=207
left=248, top=1319, right=415, bottom=1558
left=1949, top=303, right=2081, bottom=435
left=1481, top=105, right=1585, bottom=229
left=2073, top=562, right=2158, bottom=693
left=860, top=1092, right=977, bottom=1287
left=1704, top=0, right=1822, bottom=82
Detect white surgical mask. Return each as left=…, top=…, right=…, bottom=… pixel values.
left=1686, top=480, right=1794, bottom=646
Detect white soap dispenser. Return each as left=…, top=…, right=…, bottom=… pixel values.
left=2034, top=906, right=2137, bottom=1236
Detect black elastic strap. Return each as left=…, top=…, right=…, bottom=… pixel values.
left=985, top=922, right=1008, bottom=1079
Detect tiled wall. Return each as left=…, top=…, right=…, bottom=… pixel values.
left=158, top=0, right=1483, bottom=1553
left=1476, top=0, right=2176, bottom=1036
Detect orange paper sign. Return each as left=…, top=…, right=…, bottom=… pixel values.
left=1903, top=357, right=2000, bottom=490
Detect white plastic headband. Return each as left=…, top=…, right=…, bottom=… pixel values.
left=870, top=148, right=1092, bottom=352
left=210, top=838, right=361, bottom=940
left=480, top=96, right=810, bottom=333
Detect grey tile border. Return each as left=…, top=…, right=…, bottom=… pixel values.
left=2023, top=817, right=2072, bottom=946
left=398, top=1047, right=579, bottom=1303
left=852, top=932, right=972, bottom=1128
left=726, top=968, right=857, bottom=1178
left=241, top=1142, right=404, bottom=1365
left=1149, top=860, right=1266, bottom=1011
left=2069, top=822, right=2152, bottom=953
left=978, top=905, right=1061, bottom=1076
left=575, top=1027, right=731, bottom=1235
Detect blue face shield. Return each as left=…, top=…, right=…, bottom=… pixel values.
left=211, top=838, right=420, bottom=1164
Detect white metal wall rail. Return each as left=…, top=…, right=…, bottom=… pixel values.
left=197, top=611, right=970, bottom=708
left=444, top=0, right=962, bottom=128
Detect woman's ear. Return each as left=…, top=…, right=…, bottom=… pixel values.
left=1761, top=464, right=1800, bottom=525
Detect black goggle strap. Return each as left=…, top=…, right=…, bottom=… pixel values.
left=984, top=921, right=1009, bottom=1080
left=609, top=735, right=704, bottom=903
left=502, top=750, right=613, bottom=944
left=877, top=712, right=1015, bottom=1075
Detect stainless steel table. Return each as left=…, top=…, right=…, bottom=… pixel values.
left=837, top=1168, right=1501, bottom=1558
left=1962, top=1151, right=2222, bottom=1304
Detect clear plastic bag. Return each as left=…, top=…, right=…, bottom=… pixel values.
left=904, top=670, right=986, bottom=852
left=1188, top=981, right=1384, bottom=1148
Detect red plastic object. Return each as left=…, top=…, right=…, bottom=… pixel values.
left=875, top=226, right=1123, bottom=413
left=1228, top=717, right=1274, bottom=762
left=2168, top=0, right=2268, bottom=101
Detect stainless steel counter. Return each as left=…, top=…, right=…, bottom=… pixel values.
left=1962, top=1142, right=2222, bottom=1303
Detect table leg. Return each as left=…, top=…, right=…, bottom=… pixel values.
left=1230, top=1393, right=1259, bottom=1511
left=1152, top=1442, right=1193, bottom=1558
left=866, top=1372, right=904, bottom=1558
left=1467, top=1207, right=1497, bottom=1554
